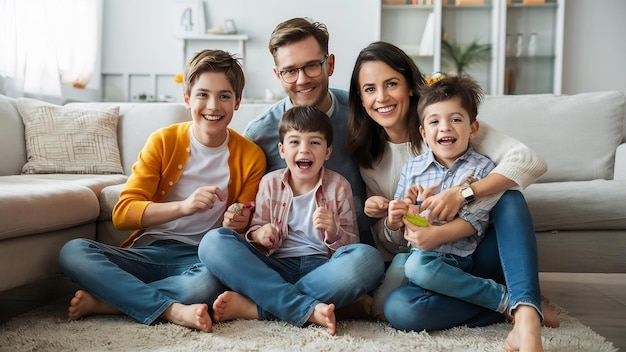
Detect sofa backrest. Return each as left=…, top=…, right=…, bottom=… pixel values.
left=66, top=102, right=272, bottom=175
left=478, top=91, right=626, bottom=183
left=0, top=94, right=27, bottom=176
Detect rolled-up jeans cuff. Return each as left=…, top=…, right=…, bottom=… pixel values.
left=509, top=299, right=543, bottom=322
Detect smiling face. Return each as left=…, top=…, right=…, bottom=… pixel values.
left=273, top=36, right=334, bottom=112
left=357, top=60, right=413, bottom=143
left=184, top=71, right=241, bottom=147
left=419, top=97, right=479, bottom=169
left=278, top=129, right=332, bottom=193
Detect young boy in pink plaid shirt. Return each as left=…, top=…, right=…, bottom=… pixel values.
left=199, top=106, right=384, bottom=335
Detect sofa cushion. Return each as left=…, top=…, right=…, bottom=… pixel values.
left=479, top=91, right=626, bottom=183
left=522, top=179, right=626, bottom=231
left=99, top=183, right=126, bottom=220
left=0, top=175, right=101, bottom=241
left=66, top=102, right=191, bottom=174
left=18, top=98, right=124, bottom=175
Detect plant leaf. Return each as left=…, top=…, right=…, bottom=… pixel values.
left=441, top=39, right=491, bottom=75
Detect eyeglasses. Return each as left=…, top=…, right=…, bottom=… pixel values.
left=277, top=55, right=329, bottom=83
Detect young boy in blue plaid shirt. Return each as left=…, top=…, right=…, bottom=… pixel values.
left=384, top=75, right=509, bottom=316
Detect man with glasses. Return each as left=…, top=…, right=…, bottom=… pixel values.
left=198, top=17, right=384, bottom=328
left=245, top=17, right=374, bottom=248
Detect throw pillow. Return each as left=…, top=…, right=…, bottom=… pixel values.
left=17, top=98, right=123, bottom=174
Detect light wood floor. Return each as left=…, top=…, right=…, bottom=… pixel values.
left=539, top=272, right=625, bottom=351
left=1, top=273, right=624, bottom=350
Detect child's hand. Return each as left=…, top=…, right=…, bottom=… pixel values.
left=250, top=223, right=282, bottom=255
left=314, top=207, right=337, bottom=243
left=181, top=186, right=226, bottom=215
left=386, top=199, right=410, bottom=230
left=364, top=196, right=389, bottom=218
left=223, top=201, right=255, bottom=232
left=405, top=183, right=439, bottom=205
left=420, top=185, right=462, bottom=223
left=402, top=219, right=439, bottom=251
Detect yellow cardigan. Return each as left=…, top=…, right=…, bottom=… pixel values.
left=113, top=122, right=266, bottom=248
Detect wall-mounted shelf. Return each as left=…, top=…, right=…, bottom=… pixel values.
left=381, top=0, right=564, bottom=95
left=177, top=34, right=249, bottom=69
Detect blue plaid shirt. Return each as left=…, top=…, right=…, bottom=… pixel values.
left=394, top=146, right=497, bottom=256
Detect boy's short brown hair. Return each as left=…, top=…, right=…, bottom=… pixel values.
left=417, top=75, right=484, bottom=124
left=183, top=49, right=245, bottom=100
left=279, top=106, right=333, bottom=147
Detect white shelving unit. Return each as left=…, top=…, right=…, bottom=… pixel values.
left=177, top=34, right=249, bottom=69
left=498, top=1, right=564, bottom=94
left=100, top=34, right=250, bottom=102
left=381, top=2, right=441, bottom=78
left=380, top=0, right=564, bottom=95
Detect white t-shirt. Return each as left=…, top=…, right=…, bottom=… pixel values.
left=136, top=129, right=230, bottom=246
left=274, top=188, right=328, bottom=258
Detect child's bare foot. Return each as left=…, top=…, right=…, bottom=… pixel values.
left=541, top=303, right=560, bottom=328
left=503, top=305, right=543, bottom=352
left=307, top=303, right=336, bottom=336
left=212, top=291, right=258, bottom=323
left=67, top=290, right=120, bottom=320
left=161, top=302, right=212, bottom=333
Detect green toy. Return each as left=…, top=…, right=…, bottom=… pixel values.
left=403, top=213, right=429, bottom=227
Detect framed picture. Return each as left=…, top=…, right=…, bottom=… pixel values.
left=175, top=0, right=205, bottom=35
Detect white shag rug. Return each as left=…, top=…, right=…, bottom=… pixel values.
left=0, top=298, right=617, bottom=352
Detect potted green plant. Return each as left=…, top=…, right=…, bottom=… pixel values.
left=441, top=39, right=491, bottom=76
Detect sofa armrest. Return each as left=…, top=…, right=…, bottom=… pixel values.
left=614, top=143, right=626, bottom=180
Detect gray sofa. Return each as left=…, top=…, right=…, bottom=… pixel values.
left=0, top=91, right=624, bottom=294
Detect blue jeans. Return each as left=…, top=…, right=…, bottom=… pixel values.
left=198, top=227, right=384, bottom=327
left=58, top=239, right=225, bottom=325
left=383, top=190, right=543, bottom=331
left=404, top=249, right=508, bottom=313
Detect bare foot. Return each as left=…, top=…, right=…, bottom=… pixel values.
left=212, top=291, right=258, bottom=323
left=161, top=302, right=212, bottom=333
left=503, top=305, right=543, bottom=352
left=67, top=290, right=120, bottom=320
left=307, top=303, right=336, bottom=336
left=541, top=303, right=560, bottom=328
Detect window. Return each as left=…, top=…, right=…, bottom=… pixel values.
left=0, top=0, right=99, bottom=98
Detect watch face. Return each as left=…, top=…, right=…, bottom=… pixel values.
left=462, top=187, right=474, bottom=203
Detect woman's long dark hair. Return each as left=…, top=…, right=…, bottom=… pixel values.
left=347, top=41, right=426, bottom=169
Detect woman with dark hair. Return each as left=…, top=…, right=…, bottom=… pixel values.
left=347, top=41, right=558, bottom=352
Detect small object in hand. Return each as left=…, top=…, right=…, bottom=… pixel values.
left=403, top=214, right=429, bottom=227
left=227, top=201, right=255, bottom=215
left=228, top=203, right=244, bottom=215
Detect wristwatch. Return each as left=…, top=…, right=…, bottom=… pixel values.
left=460, top=185, right=475, bottom=205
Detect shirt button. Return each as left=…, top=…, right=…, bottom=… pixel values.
left=178, top=164, right=183, bottom=169
left=169, top=181, right=173, bottom=186
left=186, top=147, right=190, bottom=152
left=161, top=191, right=165, bottom=195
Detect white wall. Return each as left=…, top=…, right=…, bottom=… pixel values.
left=99, top=0, right=626, bottom=101
left=101, top=0, right=380, bottom=101
left=561, top=0, right=626, bottom=95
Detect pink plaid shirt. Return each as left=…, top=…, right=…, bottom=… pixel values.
left=246, top=167, right=359, bottom=256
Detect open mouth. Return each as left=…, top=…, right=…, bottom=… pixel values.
left=438, top=136, right=456, bottom=145
left=376, top=105, right=396, bottom=113
left=297, top=86, right=314, bottom=94
left=202, top=114, right=222, bottom=121
left=296, top=159, right=313, bottom=169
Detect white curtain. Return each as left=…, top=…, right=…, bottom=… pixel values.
left=0, top=0, right=99, bottom=98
